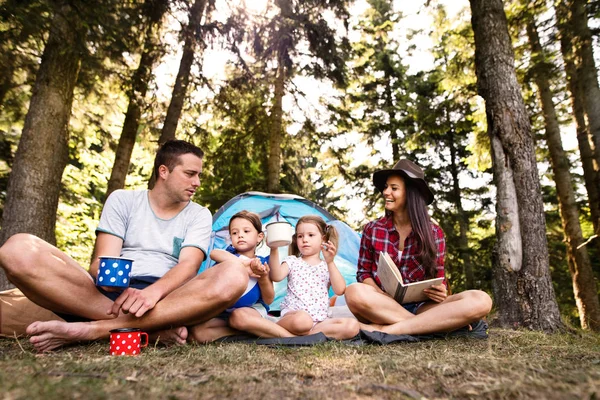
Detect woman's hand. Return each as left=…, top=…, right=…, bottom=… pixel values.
left=423, top=283, right=447, bottom=303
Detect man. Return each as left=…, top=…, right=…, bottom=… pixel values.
left=0, top=140, right=247, bottom=351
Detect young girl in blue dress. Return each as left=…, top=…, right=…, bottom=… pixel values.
left=190, top=210, right=293, bottom=342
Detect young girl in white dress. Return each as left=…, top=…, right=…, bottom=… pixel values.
left=268, top=215, right=360, bottom=340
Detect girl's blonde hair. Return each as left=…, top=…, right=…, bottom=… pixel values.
left=229, top=210, right=263, bottom=236
left=289, top=215, right=339, bottom=257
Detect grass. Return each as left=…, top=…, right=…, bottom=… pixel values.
left=0, top=329, right=599, bottom=399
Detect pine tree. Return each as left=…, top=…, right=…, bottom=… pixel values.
left=105, top=0, right=169, bottom=199
left=469, top=0, right=563, bottom=331
left=525, top=7, right=600, bottom=330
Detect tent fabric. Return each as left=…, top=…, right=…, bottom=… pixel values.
left=202, top=192, right=361, bottom=310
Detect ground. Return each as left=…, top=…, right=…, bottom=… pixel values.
left=0, top=329, right=598, bottom=399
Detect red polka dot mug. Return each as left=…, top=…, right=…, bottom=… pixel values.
left=109, top=328, right=148, bottom=356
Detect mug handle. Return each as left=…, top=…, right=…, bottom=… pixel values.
left=140, top=332, right=148, bottom=348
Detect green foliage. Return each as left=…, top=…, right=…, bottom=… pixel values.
left=0, top=0, right=593, bottom=324
left=0, top=0, right=157, bottom=263
left=506, top=0, right=599, bottom=323
left=197, top=74, right=271, bottom=212
left=412, top=6, right=494, bottom=292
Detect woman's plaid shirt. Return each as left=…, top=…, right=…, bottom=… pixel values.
left=357, top=214, right=446, bottom=287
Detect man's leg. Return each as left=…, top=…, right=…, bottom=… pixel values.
left=26, top=258, right=248, bottom=351
left=150, top=326, right=188, bottom=345
left=0, top=234, right=115, bottom=320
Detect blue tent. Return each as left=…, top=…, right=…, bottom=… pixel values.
left=201, top=192, right=361, bottom=310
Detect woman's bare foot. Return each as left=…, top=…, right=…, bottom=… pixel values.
left=149, top=326, right=188, bottom=345
left=26, top=320, right=96, bottom=352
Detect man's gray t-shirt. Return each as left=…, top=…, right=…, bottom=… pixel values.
left=96, top=189, right=212, bottom=278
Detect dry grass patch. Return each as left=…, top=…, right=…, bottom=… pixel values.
left=0, top=329, right=598, bottom=399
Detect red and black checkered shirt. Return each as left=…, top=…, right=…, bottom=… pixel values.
left=357, top=214, right=446, bottom=287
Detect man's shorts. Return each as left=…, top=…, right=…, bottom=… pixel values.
left=55, top=276, right=160, bottom=322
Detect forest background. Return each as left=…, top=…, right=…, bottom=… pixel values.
left=0, top=0, right=598, bottom=333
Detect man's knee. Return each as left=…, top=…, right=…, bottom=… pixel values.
left=0, top=233, right=41, bottom=277
left=208, top=260, right=248, bottom=304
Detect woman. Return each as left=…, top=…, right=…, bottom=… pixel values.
left=345, top=159, right=492, bottom=335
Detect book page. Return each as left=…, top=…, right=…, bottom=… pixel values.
left=377, top=252, right=400, bottom=296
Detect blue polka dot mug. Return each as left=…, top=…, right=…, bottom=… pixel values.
left=96, top=256, right=134, bottom=288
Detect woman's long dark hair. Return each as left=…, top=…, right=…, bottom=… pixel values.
left=404, top=178, right=437, bottom=279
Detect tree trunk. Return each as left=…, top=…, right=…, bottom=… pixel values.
left=556, top=0, right=600, bottom=241
left=0, top=3, right=84, bottom=290
left=384, top=66, right=400, bottom=162
left=105, top=0, right=167, bottom=199
left=527, top=19, right=600, bottom=331
left=469, top=0, right=563, bottom=332
left=448, top=128, right=473, bottom=289
left=267, top=56, right=285, bottom=193
left=0, top=60, right=15, bottom=110
left=158, top=0, right=207, bottom=145
left=570, top=0, right=600, bottom=173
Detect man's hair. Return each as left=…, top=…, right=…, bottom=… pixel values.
left=153, top=140, right=204, bottom=179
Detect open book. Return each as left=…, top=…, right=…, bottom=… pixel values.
left=377, top=252, right=444, bottom=304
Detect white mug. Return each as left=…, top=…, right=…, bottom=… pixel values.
left=266, top=221, right=294, bottom=247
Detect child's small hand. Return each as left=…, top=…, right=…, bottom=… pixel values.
left=258, top=262, right=270, bottom=279
left=240, top=258, right=253, bottom=268
left=249, top=258, right=268, bottom=278
left=321, top=240, right=337, bottom=263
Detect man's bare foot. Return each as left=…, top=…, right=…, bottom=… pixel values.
left=149, top=326, right=188, bottom=346
left=26, top=320, right=95, bottom=352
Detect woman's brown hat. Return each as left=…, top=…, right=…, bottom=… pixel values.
left=372, top=159, right=434, bottom=205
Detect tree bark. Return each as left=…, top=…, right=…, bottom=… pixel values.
left=469, top=0, right=563, bottom=331
left=158, top=0, right=207, bottom=145
left=0, top=3, right=84, bottom=290
left=527, top=19, right=600, bottom=331
left=383, top=61, right=400, bottom=162
left=570, top=0, right=600, bottom=173
left=105, top=0, right=167, bottom=199
left=0, top=59, right=15, bottom=110
left=556, top=0, right=600, bottom=241
left=267, top=55, right=285, bottom=193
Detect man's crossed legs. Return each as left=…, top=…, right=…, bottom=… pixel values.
left=0, top=234, right=248, bottom=351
